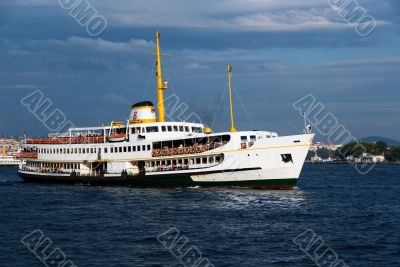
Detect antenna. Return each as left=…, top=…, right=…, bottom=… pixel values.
left=303, top=111, right=312, bottom=134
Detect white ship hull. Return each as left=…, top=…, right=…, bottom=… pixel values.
left=19, top=130, right=313, bottom=189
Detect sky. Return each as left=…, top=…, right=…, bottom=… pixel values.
left=0, top=0, right=399, bottom=141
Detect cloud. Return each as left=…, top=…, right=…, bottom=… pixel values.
left=6, top=0, right=389, bottom=33
left=322, top=56, right=400, bottom=67
left=1, top=84, right=39, bottom=90
left=184, top=63, right=209, bottom=70
left=28, top=36, right=152, bottom=53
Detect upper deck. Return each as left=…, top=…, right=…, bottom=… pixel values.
left=25, top=121, right=206, bottom=146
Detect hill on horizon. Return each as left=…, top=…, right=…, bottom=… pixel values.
left=359, top=136, right=400, bottom=146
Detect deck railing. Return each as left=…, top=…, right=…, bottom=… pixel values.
left=151, top=142, right=226, bottom=157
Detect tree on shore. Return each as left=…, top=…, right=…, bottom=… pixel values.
left=337, top=141, right=400, bottom=162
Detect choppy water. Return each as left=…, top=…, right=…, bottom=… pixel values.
left=0, top=164, right=399, bottom=266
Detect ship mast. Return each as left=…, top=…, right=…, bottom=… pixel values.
left=227, top=64, right=237, bottom=132
left=155, top=31, right=168, bottom=122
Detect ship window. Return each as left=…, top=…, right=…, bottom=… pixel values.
left=250, top=135, right=256, bottom=142
left=161, top=126, right=166, bottom=132
left=110, top=147, right=113, bottom=153
left=185, top=126, right=190, bottom=132
left=179, top=126, right=184, bottom=132
left=124, top=147, right=127, bottom=152
left=192, top=127, right=202, bottom=133
left=137, top=146, right=141, bottom=151
left=216, top=156, right=221, bottom=162
left=136, top=127, right=141, bottom=133
left=132, top=146, right=136, bottom=152
left=202, top=157, right=207, bottom=164
left=173, top=125, right=178, bottom=131
left=241, top=136, right=247, bottom=142
left=142, top=127, right=146, bottom=133
left=104, top=147, right=108, bottom=153
left=128, top=146, right=131, bottom=152
left=86, top=148, right=90, bottom=153
left=281, top=154, right=293, bottom=163
left=119, top=147, right=122, bottom=153
left=266, top=135, right=271, bottom=138
left=147, top=145, right=151, bottom=150
left=142, top=145, right=146, bottom=151
left=196, top=158, right=201, bottom=164
left=209, top=157, right=214, bottom=164
left=167, top=126, right=172, bottom=132
left=146, top=126, right=158, bottom=133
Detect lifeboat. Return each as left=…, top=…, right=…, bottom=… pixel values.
left=107, top=134, right=127, bottom=142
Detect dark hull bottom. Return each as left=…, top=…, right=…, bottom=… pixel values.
left=18, top=172, right=298, bottom=190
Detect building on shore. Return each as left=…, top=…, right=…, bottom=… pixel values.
left=355, top=153, right=385, bottom=163
left=310, top=142, right=343, bottom=151
left=0, top=137, right=21, bottom=156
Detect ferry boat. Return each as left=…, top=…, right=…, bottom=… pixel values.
left=0, top=155, right=20, bottom=166
left=0, top=137, right=20, bottom=166
left=18, top=32, right=314, bottom=189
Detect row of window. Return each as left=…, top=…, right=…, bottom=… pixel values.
left=25, top=161, right=79, bottom=170
left=130, top=125, right=203, bottom=134
left=241, top=135, right=257, bottom=142
left=39, top=145, right=152, bottom=155
left=240, top=134, right=275, bottom=142
left=145, top=155, right=222, bottom=168
left=107, top=145, right=151, bottom=153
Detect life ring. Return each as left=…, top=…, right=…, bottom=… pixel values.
left=241, top=142, right=247, bottom=149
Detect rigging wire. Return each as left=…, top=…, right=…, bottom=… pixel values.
left=231, top=81, right=258, bottom=130
left=141, top=49, right=156, bottom=101
left=142, top=63, right=155, bottom=101
left=211, top=83, right=228, bottom=129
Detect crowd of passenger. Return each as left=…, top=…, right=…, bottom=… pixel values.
left=27, top=135, right=105, bottom=145
left=21, top=166, right=73, bottom=174
left=151, top=142, right=226, bottom=157
left=18, top=152, right=38, bottom=159
left=150, top=164, right=190, bottom=172
left=21, top=166, right=109, bottom=177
